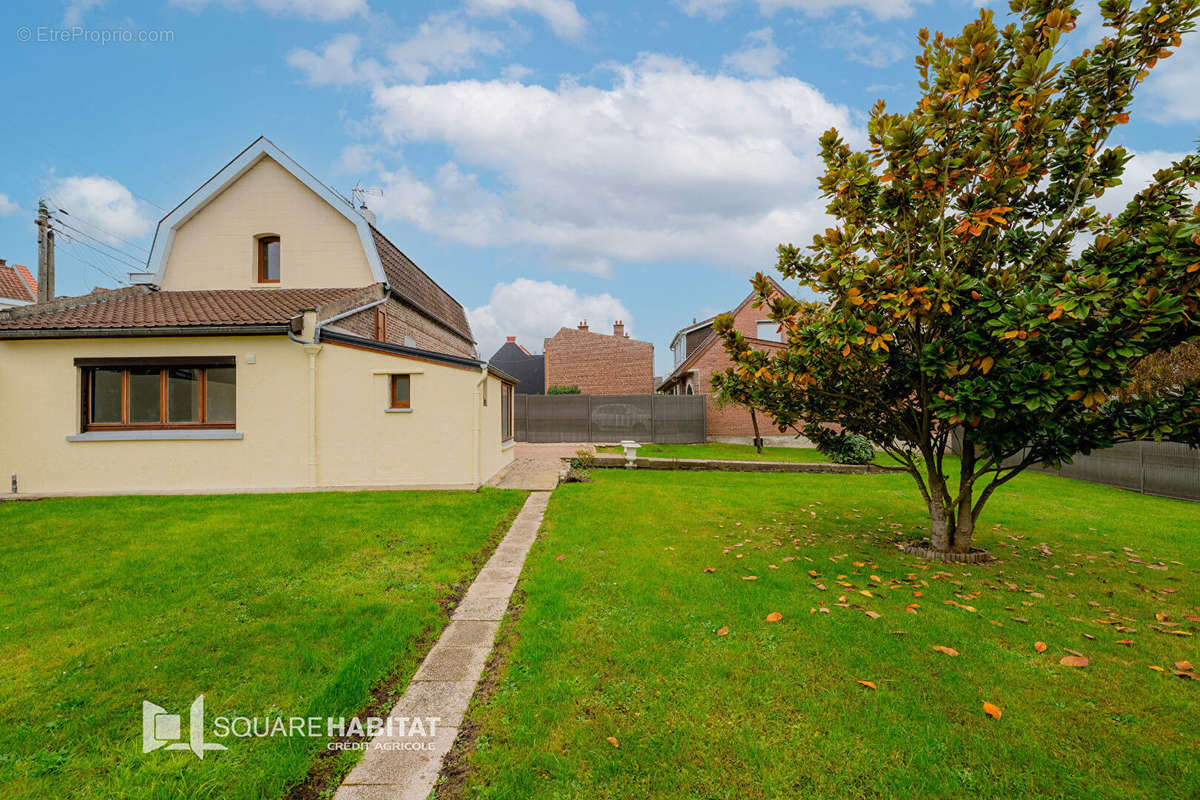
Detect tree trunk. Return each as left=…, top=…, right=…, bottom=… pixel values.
left=750, top=409, right=763, bottom=454
left=923, top=457, right=975, bottom=554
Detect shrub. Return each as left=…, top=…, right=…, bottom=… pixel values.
left=563, top=449, right=594, bottom=483
left=548, top=385, right=581, bottom=395
left=804, top=424, right=875, bottom=465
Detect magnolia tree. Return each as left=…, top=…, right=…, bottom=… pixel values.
left=713, top=0, right=1200, bottom=554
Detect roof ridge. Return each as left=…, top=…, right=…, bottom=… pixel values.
left=0, top=284, right=152, bottom=321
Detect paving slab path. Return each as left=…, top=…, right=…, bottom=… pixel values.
left=334, top=490, right=550, bottom=800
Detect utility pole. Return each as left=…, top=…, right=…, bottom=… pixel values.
left=35, top=200, right=54, bottom=303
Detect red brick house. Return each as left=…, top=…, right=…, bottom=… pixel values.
left=543, top=321, right=654, bottom=394
left=659, top=278, right=792, bottom=442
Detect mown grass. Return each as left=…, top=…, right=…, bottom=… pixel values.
left=0, top=489, right=526, bottom=800
left=446, top=469, right=1200, bottom=800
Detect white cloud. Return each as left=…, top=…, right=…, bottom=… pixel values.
left=723, top=27, right=784, bottom=77
left=469, top=278, right=634, bottom=359
left=0, top=193, right=19, bottom=217
left=63, top=0, right=103, bottom=26
left=50, top=175, right=155, bottom=243
left=1143, top=30, right=1200, bottom=123
left=287, top=33, right=381, bottom=85
left=289, top=15, right=504, bottom=86
left=823, top=13, right=909, bottom=68
left=466, top=0, right=586, bottom=40
left=366, top=53, right=854, bottom=274
left=386, top=13, right=505, bottom=83
left=500, top=64, right=534, bottom=81
left=169, top=0, right=367, bottom=22
left=1094, top=149, right=1196, bottom=218
left=677, top=0, right=926, bottom=21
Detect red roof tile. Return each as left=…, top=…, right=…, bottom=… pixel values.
left=0, top=287, right=364, bottom=331
left=0, top=264, right=36, bottom=303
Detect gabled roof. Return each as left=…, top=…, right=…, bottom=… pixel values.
left=0, top=286, right=364, bottom=334
left=145, top=137, right=386, bottom=287
left=0, top=263, right=37, bottom=303
left=660, top=276, right=794, bottom=389
left=370, top=226, right=473, bottom=342
left=140, top=136, right=474, bottom=344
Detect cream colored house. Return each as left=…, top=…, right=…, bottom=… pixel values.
left=0, top=138, right=516, bottom=494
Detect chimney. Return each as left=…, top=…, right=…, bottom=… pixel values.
left=35, top=201, right=54, bottom=303
left=0, top=259, right=6, bottom=267
left=506, top=336, right=516, bottom=342
left=612, top=320, right=625, bottom=337
left=578, top=320, right=588, bottom=332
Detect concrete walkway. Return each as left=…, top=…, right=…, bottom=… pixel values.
left=335, top=490, right=550, bottom=800
left=487, top=443, right=594, bottom=490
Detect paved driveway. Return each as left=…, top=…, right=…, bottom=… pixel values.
left=487, top=443, right=596, bottom=490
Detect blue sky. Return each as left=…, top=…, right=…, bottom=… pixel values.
left=1, top=0, right=1196, bottom=373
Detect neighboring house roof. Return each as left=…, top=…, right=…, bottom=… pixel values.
left=0, top=286, right=364, bottom=333
left=488, top=340, right=545, bottom=394
left=370, top=226, right=473, bottom=343
left=660, top=277, right=794, bottom=390
left=0, top=263, right=37, bottom=303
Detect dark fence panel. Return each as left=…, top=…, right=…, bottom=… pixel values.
left=515, top=394, right=706, bottom=443
left=1026, top=440, right=1200, bottom=502
left=952, top=432, right=1200, bottom=502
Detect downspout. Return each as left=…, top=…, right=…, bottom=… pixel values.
left=289, top=309, right=322, bottom=488
left=473, top=366, right=487, bottom=488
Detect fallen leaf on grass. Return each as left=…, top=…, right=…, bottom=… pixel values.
left=765, top=612, right=783, bottom=623
left=555, top=555, right=566, bottom=561
left=1059, top=655, right=1090, bottom=668
left=606, top=736, right=620, bottom=748
left=864, top=610, right=881, bottom=619
left=703, top=567, right=716, bottom=573
left=1176, top=661, right=1195, bottom=671
left=1034, top=641, right=1047, bottom=653
left=1149, top=665, right=1164, bottom=672
left=932, top=645, right=960, bottom=657
left=983, top=702, right=1003, bottom=720
left=716, top=626, right=729, bottom=637
left=1174, top=671, right=1199, bottom=680
left=742, top=576, right=758, bottom=581
left=858, top=680, right=877, bottom=690
left=1115, top=640, right=1134, bottom=646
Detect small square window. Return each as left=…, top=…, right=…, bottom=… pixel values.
left=390, top=374, right=411, bottom=409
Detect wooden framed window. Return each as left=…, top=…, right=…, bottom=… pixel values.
left=78, top=358, right=236, bottom=431
left=374, top=306, right=387, bottom=341
left=257, top=236, right=281, bottom=283
left=500, top=382, right=513, bottom=441
left=390, top=374, right=411, bottom=409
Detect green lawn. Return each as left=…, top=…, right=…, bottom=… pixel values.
left=442, top=470, right=1200, bottom=800
left=0, top=489, right=526, bottom=800
left=596, top=442, right=837, bottom=462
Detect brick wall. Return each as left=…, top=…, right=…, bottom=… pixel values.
left=669, top=291, right=785, bottom=437
left=330, top=296, right=476, bottom=359
left=544, top=326, right=654, bottom=394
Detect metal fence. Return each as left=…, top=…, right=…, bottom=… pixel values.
left=952, top=432, right=1200, bottom=502
left=1025, top=440, right=1200, bottom=502
left=514, top=394, right=706, bottom=443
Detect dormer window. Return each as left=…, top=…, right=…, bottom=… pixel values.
left=257, top=236, right=280, bottom=283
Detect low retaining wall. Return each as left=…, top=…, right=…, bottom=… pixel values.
left=587, top=455, right=876, bottom=474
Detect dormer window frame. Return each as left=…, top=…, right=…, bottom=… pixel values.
left=257, top=235, right=281, bottom=284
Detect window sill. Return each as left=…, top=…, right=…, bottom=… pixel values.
left=501, top=438, right=515, bottom=449
left=385, top=408, right=414, bottom=414
left=67, top=430, right=244, bottom=442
